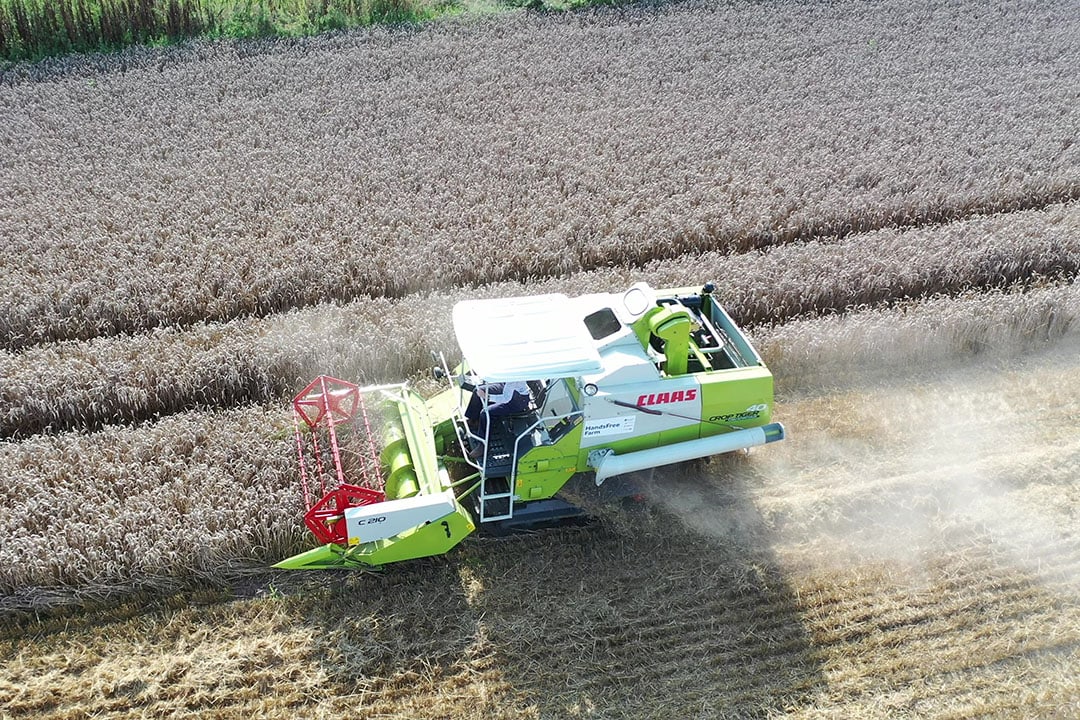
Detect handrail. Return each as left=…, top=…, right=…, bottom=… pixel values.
left=507, top=410, right=584, bottom=493
left=445, top=371, right=582, bottom=521
left=429, top=350, right=485, bottom=472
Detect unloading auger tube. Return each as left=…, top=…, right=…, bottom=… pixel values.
left=274, top=281, right=785, bottom=570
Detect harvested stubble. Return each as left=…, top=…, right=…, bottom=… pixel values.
left=1, top=496, right=1077, bottom=717
left=1, top=0, right=1078, bottom=348
left=4, top=202, right=1079, bottom=438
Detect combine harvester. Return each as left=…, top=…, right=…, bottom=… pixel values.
left=276, top=282, right=784, bottom=570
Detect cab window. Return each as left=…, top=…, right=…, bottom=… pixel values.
left=584, top=308, right=621, bottom=340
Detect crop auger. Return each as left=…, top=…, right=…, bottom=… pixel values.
left=275, top=282, right=785, bottom=570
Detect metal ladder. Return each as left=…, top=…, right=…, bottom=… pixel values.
left=431, top=352, right=517, bottom=523
left=478, top=471, right=514, bottom=522
left=474, top=410, right=579, bottom=523
left=475, top=418, right=520, bottom=523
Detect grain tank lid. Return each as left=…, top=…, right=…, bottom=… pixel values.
left=453, top=293, right=604, bottom=382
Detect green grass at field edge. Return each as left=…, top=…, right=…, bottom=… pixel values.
left=0, top=0, right=636, bottom=67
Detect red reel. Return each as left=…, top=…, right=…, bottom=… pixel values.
left=303, top=483, right=386, bottom=546
left=293, top=376, right=360, bottom=430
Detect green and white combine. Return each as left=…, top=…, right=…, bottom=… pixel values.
left=276, top=282, right=784, bottom=570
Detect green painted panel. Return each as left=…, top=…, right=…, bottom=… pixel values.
left=510, top=422, right=583, bottom=501
left=697, top=365, right=774, bottom=435
left=355, top=505, right=475, bottom=566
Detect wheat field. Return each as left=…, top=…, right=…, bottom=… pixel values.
left=1, top=0, right=1079, bottom=717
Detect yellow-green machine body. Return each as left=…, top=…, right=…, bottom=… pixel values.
left=277, top=283, right=784, bottom=570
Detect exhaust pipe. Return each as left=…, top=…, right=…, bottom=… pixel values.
left=592, top=422, right=785, bottom=485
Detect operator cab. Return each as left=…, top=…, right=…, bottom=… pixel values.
left=448, top=282, right=763, bottom=469
left=450, top=284, right=659, bottom=466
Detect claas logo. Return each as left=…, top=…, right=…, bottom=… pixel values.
left=636, top=389, right=698, bottom=406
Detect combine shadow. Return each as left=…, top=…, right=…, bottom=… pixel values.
left=279, top=560, right=491, bottom=697
left=289, top=453, right=826, bottom=718
left=458, top=452, right=827, bottom=718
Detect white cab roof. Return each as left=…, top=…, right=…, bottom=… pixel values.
left=453, top=293, right=604, bottom=381
left=581, top=345, right=660, bottom=387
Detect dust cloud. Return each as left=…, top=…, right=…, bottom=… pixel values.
left=639, top=307, right=1080, bottom=597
